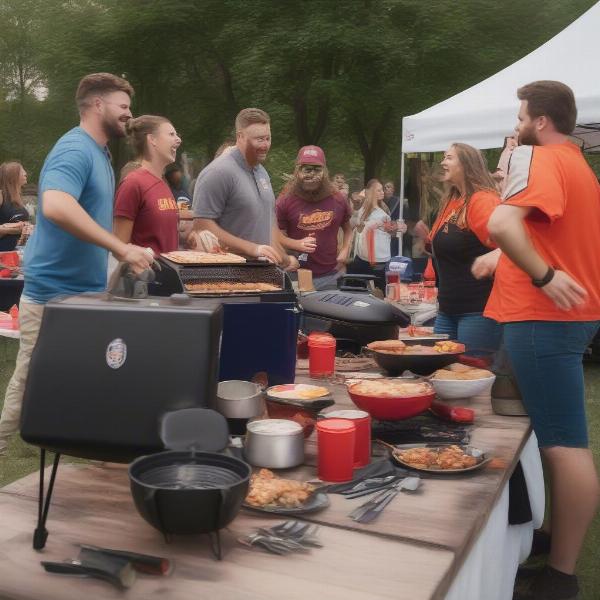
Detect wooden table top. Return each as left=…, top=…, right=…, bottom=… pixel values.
left=0, top=370, right=531, bottom=600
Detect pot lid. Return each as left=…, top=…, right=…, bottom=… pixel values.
left=247, top=419, right=303, bottom=436
left=325, top=409, right=369, bottom=420
left=299, top=290, right=407, bottom=324
left=160, top=408, right=229, bottom=452
left=316, top=418, right=356, bottom=433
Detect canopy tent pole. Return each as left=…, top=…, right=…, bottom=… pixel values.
left=398, top=151, right=406, bottom=255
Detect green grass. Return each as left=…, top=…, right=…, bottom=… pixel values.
left=0, top=338, right=599, bottom=597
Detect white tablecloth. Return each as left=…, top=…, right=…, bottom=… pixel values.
left=445, top=432, right=544, bottom=600
left=0, top=326, right=19, bottom=339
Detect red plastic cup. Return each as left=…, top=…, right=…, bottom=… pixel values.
left=316, top=418, right=356, bottom=482
left=308, top=332, right=336, bottom=378
left=386, top=271, right=400, bottom=285
left=325, top=409, right=371, bottom=467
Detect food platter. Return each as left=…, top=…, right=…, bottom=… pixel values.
left=243, top=468, right=330, bottom=515
left=161, top=250, right=247, bottom=265
left=184, top=282, right=281, bottom=293
left=365, top=342, right=463, bottom=376
left=242, top=491, right=330, bottom=515
left=384, top=443, right=492, bottom=474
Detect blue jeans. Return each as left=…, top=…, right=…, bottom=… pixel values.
left=503, top=320, right=600, bottom=448
left=313, top=270, right=343, bottom=291
left=434, top=312, right=502, bottom=360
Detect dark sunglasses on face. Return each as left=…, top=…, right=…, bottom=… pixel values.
left=300, top=165, right=323, bottom=174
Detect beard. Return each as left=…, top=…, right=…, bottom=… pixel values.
left=518, top=124, right=540, bottom=146
left=298, top=176, right=325, bottom=201
left=102, top=116, right=127, bottom=141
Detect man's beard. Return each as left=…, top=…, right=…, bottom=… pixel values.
left=299, top=178, right=324, bottom=200
left=102, top=116, right=127, bottom=141
left=518, top=124, right=540, bottom=146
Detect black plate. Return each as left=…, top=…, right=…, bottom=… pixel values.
left=242, top=491, right=330, bottom=515
left=369, top=349, right=461, bottom=376
left=388, top=444, right=491, bottom=474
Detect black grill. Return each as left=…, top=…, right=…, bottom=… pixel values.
left=138, top=463, right=243, bottom=490
left=150, top=257, right=295, bottom=300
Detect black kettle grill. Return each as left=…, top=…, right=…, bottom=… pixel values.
left=19, top=293, right=224, bottom=551
left=299, top=274, right=410, bottom=348
left=129, top=408, right=251, bottom=560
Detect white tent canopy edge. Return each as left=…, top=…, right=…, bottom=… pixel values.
left=397, top=2, right=600, bottom=224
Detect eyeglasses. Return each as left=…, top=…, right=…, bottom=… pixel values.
left=299, top=165, right=323, bottom=174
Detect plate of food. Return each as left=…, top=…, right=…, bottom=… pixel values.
left=380, top=442, right=491, bottom=473
left=398, top=326, right=449, bottom=345
left=184, top=282, right=281, bottom=293
left=243, top=468, right=330, bottom=514
left=365, top=340, right=466, bottom=375
left=161, top=250, right=247, bottom=264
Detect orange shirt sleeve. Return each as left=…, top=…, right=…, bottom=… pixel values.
left=466, top=190, right=500, bottom=248
left=502, top=145, right=565, bottom=222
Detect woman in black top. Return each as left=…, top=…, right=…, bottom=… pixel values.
left=428, top=144, right=502, bottom=360
left=0, top=161, right=30, bottom=251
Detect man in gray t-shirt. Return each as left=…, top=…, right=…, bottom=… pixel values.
left=191, top=108, right=291, bottom=266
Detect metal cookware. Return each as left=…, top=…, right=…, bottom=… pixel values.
left=217, top=380, right=265, bottom=419
left=299, top=275, right=409, bottom=347
left=128, top=408, right=251, bottom=559
left=244, top=419, right=304, bottom=469
left=367, top=347, right=462, bottom=376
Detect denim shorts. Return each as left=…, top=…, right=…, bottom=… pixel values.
left=434, top=312, right=502, bottom=360
left=503, top=320, right=600, bottom=448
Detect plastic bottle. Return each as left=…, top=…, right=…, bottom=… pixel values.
left=9, top=304, right=19, bottom=330
left=423, top=258, right=437, bottom=303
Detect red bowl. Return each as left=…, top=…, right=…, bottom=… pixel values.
left=347, top=385, right=435, bottom=421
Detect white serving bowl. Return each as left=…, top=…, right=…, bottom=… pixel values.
left=430, top=375, right=496, bottom=400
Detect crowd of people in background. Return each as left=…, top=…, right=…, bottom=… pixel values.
left=0, top=72, right=599, bottom=600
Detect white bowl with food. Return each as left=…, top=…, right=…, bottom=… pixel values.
left=430, top=365, right=496, bottom=399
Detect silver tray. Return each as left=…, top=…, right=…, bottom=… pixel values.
left=388, top=444, right=492, bottom=474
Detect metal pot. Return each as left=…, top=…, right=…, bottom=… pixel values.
left=129, top=450, right=250, bottom=535
left=127, top=408, right=251, bottom=560
left=244, top=419, right=304, bottom=469
left=217, top=380, right=264, bottom=419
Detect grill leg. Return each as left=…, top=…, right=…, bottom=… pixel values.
left=33, top=449, right=61, bottom=550
left=209, top=530, right=222, bottom=560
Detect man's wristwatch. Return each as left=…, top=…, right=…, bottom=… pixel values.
left=531, top=266, right=555, bottom=288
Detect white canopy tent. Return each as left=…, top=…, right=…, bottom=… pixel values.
left=399, top=1, right=600, bottom=212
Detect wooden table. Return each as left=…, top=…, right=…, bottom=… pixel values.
left=0, top=373, right=532, bottom=600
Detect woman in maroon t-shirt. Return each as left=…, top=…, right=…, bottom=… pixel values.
left=114, top=115, right=181, bottom=254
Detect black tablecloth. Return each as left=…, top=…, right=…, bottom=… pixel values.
left=0, top=278, right=24, bottom=312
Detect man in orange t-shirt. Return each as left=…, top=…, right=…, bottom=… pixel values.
left=484, top=81, right=600, bottom=600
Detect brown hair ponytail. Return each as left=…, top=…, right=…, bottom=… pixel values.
left=125, top=115, right=170, bottom=160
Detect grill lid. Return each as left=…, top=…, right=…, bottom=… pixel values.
left=160, top=408, right=229, bottom=453
left=299, top=290, right=408, bottom=325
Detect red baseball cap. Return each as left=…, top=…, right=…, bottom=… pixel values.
left=296, top=145, right=326, bottom=166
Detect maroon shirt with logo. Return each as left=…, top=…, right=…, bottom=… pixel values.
left=114, top=168, right=179, bottom=254
left=276, top=192, right=351, bottom=276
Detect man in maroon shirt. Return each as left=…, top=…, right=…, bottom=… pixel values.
left=277, top=146, right=352, bottom=290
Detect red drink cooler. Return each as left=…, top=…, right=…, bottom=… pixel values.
left=308, top=332, right=336, bottom=378
left=316, top=419, right=356, bottom=482
left=325, top=409, right=371, bottom=467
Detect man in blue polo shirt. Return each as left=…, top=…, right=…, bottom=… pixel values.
left=0, top=73, right=153, bottom=454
